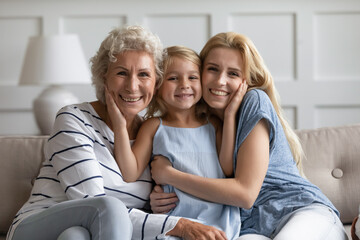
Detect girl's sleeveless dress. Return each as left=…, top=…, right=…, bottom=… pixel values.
left=152, top=118, right=241, bottom=240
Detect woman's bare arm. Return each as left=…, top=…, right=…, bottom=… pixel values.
left=151, top=119, right=269, bottom=209
left=218, top=81, right=248, bottom=176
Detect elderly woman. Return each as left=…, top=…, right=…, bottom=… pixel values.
left=7, top=26, right=221, bottom=240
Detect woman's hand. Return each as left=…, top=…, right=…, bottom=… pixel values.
left=168, top=218, right=228, bottom=240
left=105, top=86, right=126, bottom=129
left=151, top=155, right=174, bottom=185
left=224, top=79, right=248, bottom=118
left=150, top=185, right=178, bottom=213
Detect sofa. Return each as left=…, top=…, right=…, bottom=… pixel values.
left=1, top=124, right=360, bottom=239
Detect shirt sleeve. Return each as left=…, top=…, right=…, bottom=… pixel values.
left=234, top=89, right=276, bottom=169
left=129, top=208, right=181, bottom=240
left=44, top=105, right=106, bottom=199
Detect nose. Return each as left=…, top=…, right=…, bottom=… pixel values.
left=125, top=73, right=139, bottom=92
left=179, top=78, right=190, bottom=89
left=216, top=72, right=227, bottom=86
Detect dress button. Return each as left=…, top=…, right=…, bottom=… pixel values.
left=332, top=168, right=343, bottom=179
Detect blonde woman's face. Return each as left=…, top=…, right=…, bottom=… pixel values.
left=202, top=47, right=245, bottom=111
left=104, top=50, right=156, bottom=117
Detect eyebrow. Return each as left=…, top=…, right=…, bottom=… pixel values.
left=113, top=66, right=127, bottom=71
left=206, top=62, right=242, bottom=73
left=112, top=66, right=152, bottom=72
left=166, top=70, right=200, bottom=75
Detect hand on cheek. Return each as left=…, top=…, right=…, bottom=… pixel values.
left=105, top=86, right=127, bottom=129
left=224, top=79, right=248, bottom=118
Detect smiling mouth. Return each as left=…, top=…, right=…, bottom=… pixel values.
left=210, top=89, right=229, bottom=96
left=175, top=94, right=193, bottom=98
left=120, top=95, right=142, bottom=102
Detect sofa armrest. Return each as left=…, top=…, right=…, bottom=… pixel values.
left=0, top=136, right=48, bottom=235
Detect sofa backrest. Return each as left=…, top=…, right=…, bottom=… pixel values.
left=0, top=136, right=48, bottom=235
left=297, top=124, right=360, bottom=224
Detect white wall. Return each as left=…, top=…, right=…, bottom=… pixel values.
left=1, top=0, right=360, bottom=135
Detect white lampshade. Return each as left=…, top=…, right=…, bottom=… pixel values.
left=19, top=34, right=91, bottom=135
left=19, top=34, right=91, bottom=85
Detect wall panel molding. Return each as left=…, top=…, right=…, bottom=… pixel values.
left=0, top=0, right=360, bottom=134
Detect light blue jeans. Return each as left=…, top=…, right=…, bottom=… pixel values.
left=237, top=203, right=348, bottom=240
left=12, top=196, right=132, bottom=240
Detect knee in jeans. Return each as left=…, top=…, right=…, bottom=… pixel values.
left=93, top=197, right=130, bottom=221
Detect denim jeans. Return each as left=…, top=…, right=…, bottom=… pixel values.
left=11, top=196, right=132, bottom=240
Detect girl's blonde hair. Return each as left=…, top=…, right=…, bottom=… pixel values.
left=146, top=45, right=206, bottom=119
left=90, top=25, right=164, bottom=104
left=200, top=32, right=304, bottom=174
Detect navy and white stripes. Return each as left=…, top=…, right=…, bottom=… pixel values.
left=7, top=102, right=180, bottom=240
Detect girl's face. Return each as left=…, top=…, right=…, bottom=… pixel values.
left=158, top=56, right=201, bottom=112
left=104, top=50, right=156, bottom=118
left=202, top=47, right=245, bottom=111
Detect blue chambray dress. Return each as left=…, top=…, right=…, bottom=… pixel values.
left=235, top=89, right=339, bottom=237
left=152, top=118, right=241, bottom=240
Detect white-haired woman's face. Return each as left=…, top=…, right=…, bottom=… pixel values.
left=202, top=47, right=244, bottom=111
left=104, top=50, right=156, bottom=118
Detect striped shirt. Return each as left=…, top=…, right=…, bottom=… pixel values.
left=7, top=102, right=179, bottom=240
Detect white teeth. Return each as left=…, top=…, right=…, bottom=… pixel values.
left=121, top=96, right=141, bottom=102
left=210, top=89, right=228, bottom=96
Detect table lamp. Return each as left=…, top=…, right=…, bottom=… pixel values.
left=19, top=34, right=91, bottom=135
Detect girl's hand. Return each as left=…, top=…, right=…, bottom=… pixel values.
left=224, top=79, right=248, bottom=118
left=149, top=185, right=178, bottom=213
left=151, top=155, right=173, bottom=185
left=104, top=86, right=126, bottom=129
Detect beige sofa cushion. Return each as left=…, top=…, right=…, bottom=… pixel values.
left=0, top=136, right=48, bottom=235
left=297, top=124, right=360, bottom=224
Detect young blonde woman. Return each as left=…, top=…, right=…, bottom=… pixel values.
left=150, top=32, right=348, bottom=240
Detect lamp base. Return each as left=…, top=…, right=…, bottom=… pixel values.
left=33, top=85, right=79, bottom=135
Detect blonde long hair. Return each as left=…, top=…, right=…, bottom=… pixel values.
left=200, top=32, right=304, bottom=174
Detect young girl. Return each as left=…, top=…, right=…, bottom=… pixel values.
left=106, top=46, right=247, bottom=240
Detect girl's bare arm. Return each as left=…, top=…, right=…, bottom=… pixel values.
left=151, top=119, right=269, bottom=209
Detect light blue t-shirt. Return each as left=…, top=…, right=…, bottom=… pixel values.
left=152, top=119, right=241, bottom=240
left=235, top=89, right=339, bottom=237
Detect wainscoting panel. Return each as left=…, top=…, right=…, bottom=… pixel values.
left=61, top=16, right=127, bottom=62
left=229, top=13, right=296, bottom=81
left=314, top=12, right=360, bottom=81
left=0, top=0, right=359, bottom=135
left=0, top=17, right=41, bottom=85
left=144, top=15, right=210, bottom=53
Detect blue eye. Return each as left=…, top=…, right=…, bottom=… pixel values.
left=229, top=72, right=239, bottom=76
left=167, top=76, right=177, bottom=81
left=139, top=72, right=150, bottom=77
left=117, top=71, right=127, bottom=76
left=207, top=67, right=218, bottom=72
left=189, top=75, right=199, bottom=80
